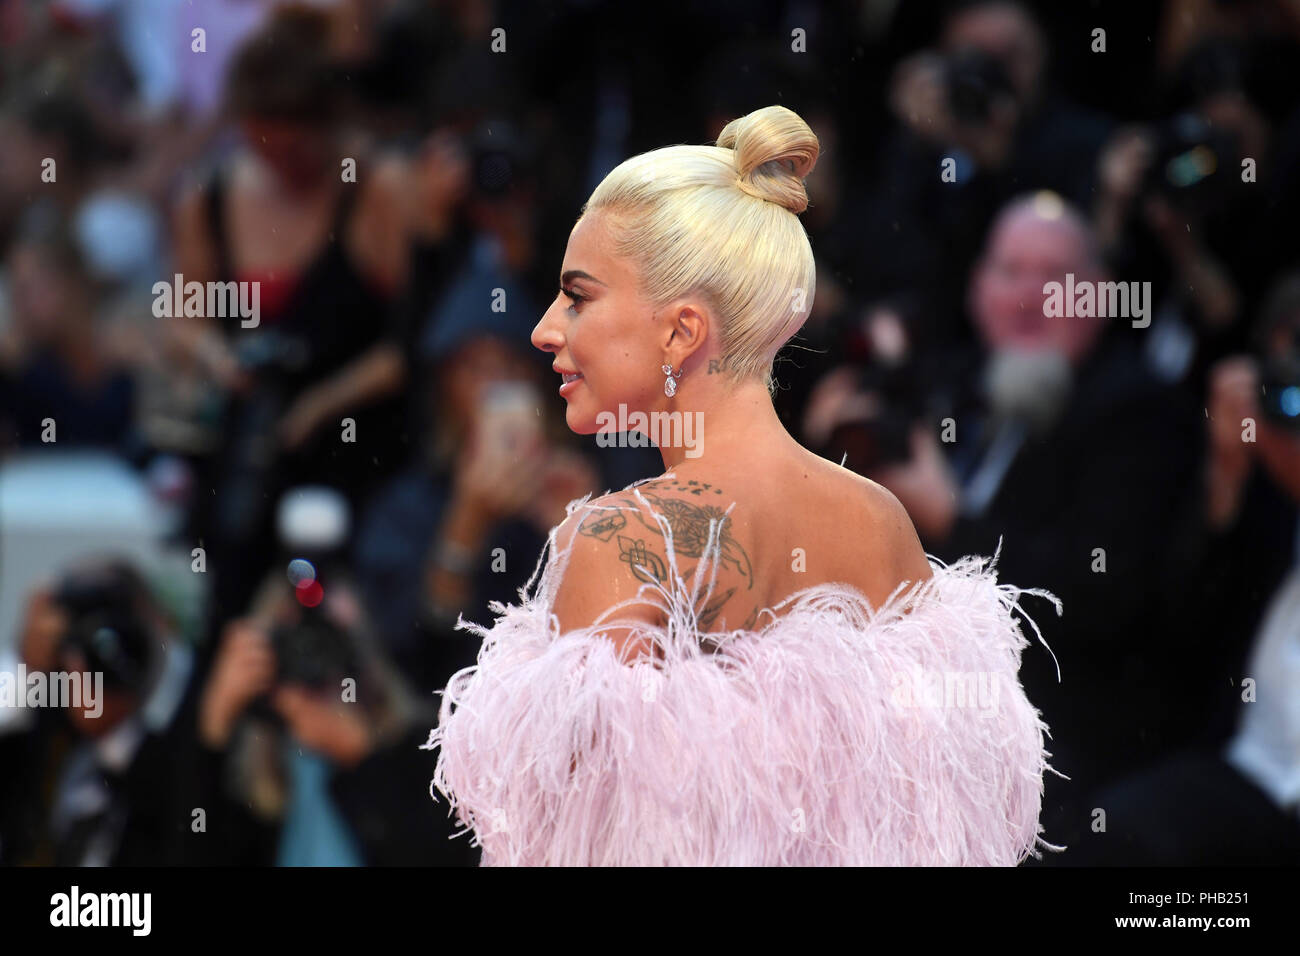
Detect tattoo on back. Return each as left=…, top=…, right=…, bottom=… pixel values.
left=576, top=482, right=756, bottom=636
left=615, top=535, right=667, bottom=585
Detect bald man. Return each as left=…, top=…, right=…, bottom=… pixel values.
left=870, top=193, right=1205, bottom=861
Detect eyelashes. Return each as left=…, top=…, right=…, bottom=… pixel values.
left=561, top=287, right=586, bottom=310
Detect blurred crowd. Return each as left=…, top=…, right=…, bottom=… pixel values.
left=1, top=0, right=1298, bottom=866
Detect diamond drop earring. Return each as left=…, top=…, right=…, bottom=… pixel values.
left=661, top=364, right=683, bottom=397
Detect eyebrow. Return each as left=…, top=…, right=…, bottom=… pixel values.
left=560, top=270, right=607, bottom=287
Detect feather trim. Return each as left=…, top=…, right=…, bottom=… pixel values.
left=424, top=484, right=1063, bottom=865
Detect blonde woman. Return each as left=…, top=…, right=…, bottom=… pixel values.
left=427, top=105, right=1060, bottom=866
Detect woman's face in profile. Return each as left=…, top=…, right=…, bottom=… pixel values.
left=531, top=211, right=663, bottom=434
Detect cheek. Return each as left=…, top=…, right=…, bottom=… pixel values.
left=566, top=304, right=663, bottom=407
left=998, top=277, right=1038, bottom=312
left=973, top=283, right=1007, bottom=339
left=594, top=351, right=654, bottom=401
left=993, top=284, right=1048, bottom=335
left=570, top=324, right=623, bottom=387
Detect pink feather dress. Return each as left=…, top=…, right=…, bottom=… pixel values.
left=425, top=485, right=1062, bottom=865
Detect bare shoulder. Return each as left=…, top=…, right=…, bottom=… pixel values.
left=827, top=465, right=935, bottom=592
left=549, top=489, right=678, bottom=659
left=552, top=480, right=756, bottom=634
left=552, top=488, right=651, bottom=559
left=856, top=473, right=918, bottom=538
left=551, top=488, right=674, bottom=603
left=555, top=480, right=743, bottom=581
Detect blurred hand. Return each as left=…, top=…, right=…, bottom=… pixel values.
left=19, top=586, right=67, bottom=673
left=958, top=99, right=1019, bottom=170
left=451, top=425, right=547, bottom=527
left=1142, top=194, right=1190, bottom=249
left=1209, top=355, right=1300, bottom=508
left=528, top=448, right=599, bottom=532
left=278, top=386, right=333, bottom=451
left=1144, top=195, right=1239, bottom=327
left=889, top=50, right=1017, bottom=168
left=1097, top=126, right=1155, bottom=206
left=272, top=684, right=372, bottom=768
left=427, top=423, right=547, bottom=608
left=802, top=366, right=879, bottom=450
left=100, top=317, right=151, bottom=371
left=165, top=320, right=252, bottom=393
left=199, top=621, right=276, bottom=748
left=414, top=129, right=470, bottom=232
left=868, top=424, right=959, bottom=542
left=890, top=52, right=955, bottom=144
left=1208, top=356, right=1260, bottom=477
left=1205, top=356, right=1260, bottom=527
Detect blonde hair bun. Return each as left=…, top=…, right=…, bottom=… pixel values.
left=581, top=104, right=821, bottom=389
left=716, top=105, right=820, bottom=214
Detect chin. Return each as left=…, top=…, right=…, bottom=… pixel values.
left=564, top=401, right=601, bottom=435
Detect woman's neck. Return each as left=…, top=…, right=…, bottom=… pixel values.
left=657, top=376, right=801, bottom=471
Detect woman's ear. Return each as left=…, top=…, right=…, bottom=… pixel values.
left=661, top=300, right=710, bottom=370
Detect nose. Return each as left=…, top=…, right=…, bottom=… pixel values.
left=531, top=299, right=565, bottom=354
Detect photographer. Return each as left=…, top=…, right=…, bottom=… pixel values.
left=169, top=7, right=413, bottom=631
left=184, top=489, right=478, bottom=866
left=1064, top=271, right=1300, bottom=864
left=865, top=1, right=1113, bottom=337
left=352, top=116, right=619, bottom=695
left=803, top=294, right=967, bottom=482
left=1093, top=38, right=1281, bottom=387
left=354, top=326, right=604, bottom=697
left=811, top=194, right=1205, bottom=846
left=0, top=559, right=192, bottom=866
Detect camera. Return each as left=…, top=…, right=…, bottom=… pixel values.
left=943, top=49, right=1016, bottom=127
left=243, top=585, right=362, bottom=728
left=1142, top=112, right=1237, bottom=216
left=820, top=304, right=927, bottom=473
left=52, top=562, right=155, bottom=693
left=233, top=328, right=312, bottom=379
left=269, top=606, right=359, bottom=690
left=825, top=362, right=922, bottom=472
left=467, top=119, right=534, bottom=201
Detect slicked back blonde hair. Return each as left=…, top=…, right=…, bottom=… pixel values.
left=579, top=105, right=820, bottom=391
